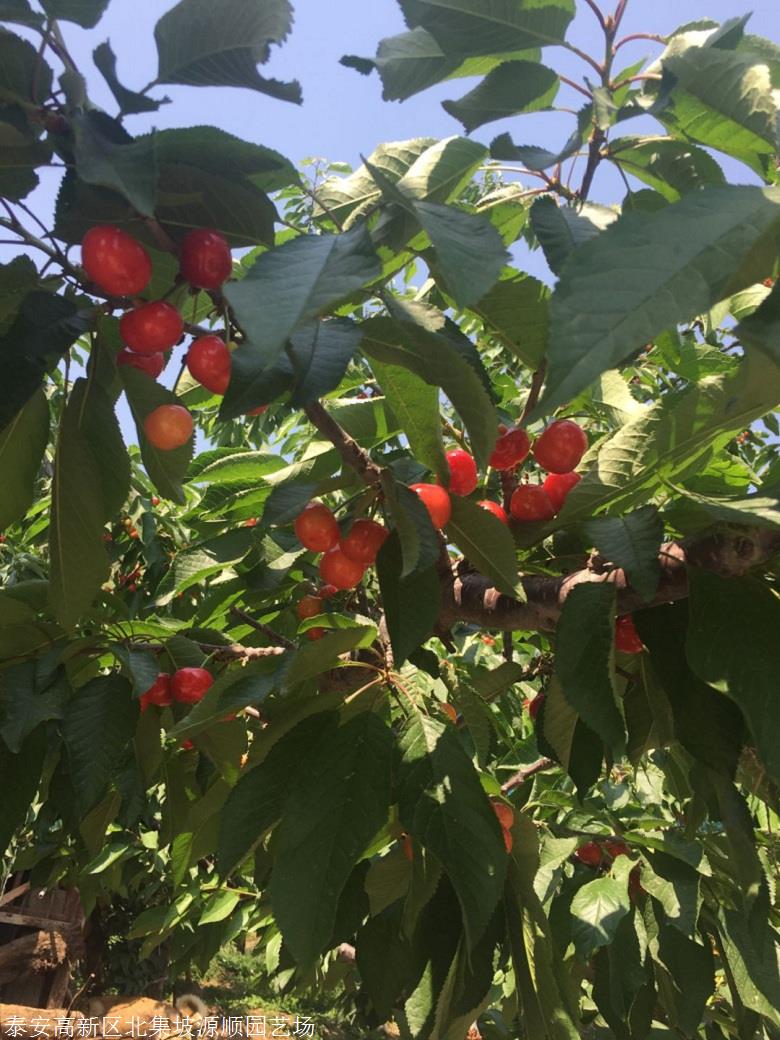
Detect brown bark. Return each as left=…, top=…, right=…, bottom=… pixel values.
left=439, top=528, right=780, bottom=633
left=0, top=932, right=67, bottom=984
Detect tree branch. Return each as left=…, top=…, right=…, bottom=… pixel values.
left=304, top=401, right=383, bottom=486
left=439, top=528, right=780, bottom=633
left=501, top=757, right=556, bottom=793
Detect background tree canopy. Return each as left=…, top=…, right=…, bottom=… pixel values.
left=0, top=0, right=779, bottom=1037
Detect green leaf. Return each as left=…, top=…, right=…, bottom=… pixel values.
left=221, top=225, right=380, bottom=418
left=154, top=0, right=301, bottom=103
left=68, top=377, right=131, bottom=520
left=381, top=474, right=441, bottom=578
left=570, top=865, right=632, bottom=959
left=687, top=570, right=780, bottom=786
left=198, top=890, right=240, bottom=926
left=119, top=365, right=193, bottom=504
left=287, top=319, right=363, bottom=408
left=0, top=29, right=53, bottom=105
left=542, top=679, right=603, bottom=794
left=270, top=712, right=393, bottom=967
left=554, top=584, right=624, bottom=757
left=530, top=195, right=617, bottom=278
left=0, top=1, right=44, bottom=28
left=609, top=136, right=726, bottom=201
left=491, top=102, right=592, bottom=171
left=470, top=269, right=549, bottom=369
left=0, top=104, right=52, bottom=202
left=362, top=315, right=497, bottom=470
left=49, top=391, right=113, bottom=628
left=371, top=359, right=447, bottom=479
left=72, top=113, right=158, bottom=217
left=654, top=917, right=715, bottom=1034
left=0, top=726, right=46, bottom=857
left=0, top=389, right=48, bottom=530
left=356, top=906, right=414, bottom=1021
left=218, top=715, right=324, bottom=876
left=445, top=495, right=523, bottom=600
left=63, top=674, right=137, bottom=814
left=582, top=506, right=664, bottom=603
left=414, top=199, right=508, bottom=307
left=0, top=255, right=38, bottom=334
left=377, top=533, right=440, bottom=667
left=1, top=291, right=88, bottom=429
left=736, top=280, right=780, bottom=363
left=666, top=487, right=780, bottom=533
left=92, top=41, right=170, bottom=115
left=398, top=713, right=507, bottom=948
left=398, top=0, right=576, bottom=57
left=717, top=905, right=780, bottom=1026
left=40, top=0, right=108, bottom=27
left=537, top=186, right=780, bottom=416
left=635, top=603, right=744, bottom=776
left=148, top=125, right=298, bottom=194
left=659, top=47, right=778, bottom=180
left=442, top=60, right=558, bottom=131
left=283, top=625, right=376, bottom=689
left=155, top=531, right=253, bottom=606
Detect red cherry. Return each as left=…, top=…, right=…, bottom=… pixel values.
left=171, top=667, right=213, bottom=704
left=490, top=428, right=531, bottom=470
left=297, top=595, right=323, bottom=620
left=0, top=535, right=6, bottom=544
left=151, top=496, right=160, bottom=506
left=319, top=547, right=366, bottom=590
left=181, top=739, right=195, bottom=751
left=139, top=674, right=172, bottom=712
left=543, top=471, right=581, bottom=512
left=604, top=838, right=631, bottom=860
left=477, top=500, right=508, bottom=524
left=247, top=405, right=268, bottom=416
left=186, top=335, right=232, bottom=395
left=502, top=826, right=513, bottom=853
left=615, top=614, right=644, bottom=654
left=402, top=834, right=413, bottom=862
left=243, top=517, right=258, bottom=527
left=340, top=519, right=389, bottom=565
left=492, top=801, right=514, bottom=830
left=294, top=502, right=340, bottom=553
left=143, top=405, right=193, bottom=450
left=445, top=449, right=478, bottom=496
left=575, top=842, right=603, bottom=867
left=410, top=483, right=452, bottom=529
left=509, top=484, right=556, bottom=522
left=120, top=301, right=183, bottom=355
left=179, top=229, right=232, bottom=289
left=440, top=702, right=458, bottom=724
left=307, top=627, right=326, bottom=641
left=81, top=225, right=152, bottom=297
left=528, top=692, right=545, bottom=721
left=319, top=584, right=338, bottom=600
left=117, top=349, right=165, bottom=379
left=533, top=420, right=588, bottom=474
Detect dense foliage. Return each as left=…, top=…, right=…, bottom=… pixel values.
left=1, top=0, right=780, bottom=1037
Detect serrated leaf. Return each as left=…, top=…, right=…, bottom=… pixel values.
left=154, top=0, right=301, bottom=103
left=41, top=0, right=108, bottom=27
left=0, top=255, right=37, bottom=334
left=470, top=269, right=549, bottom=368
left=270, top=712, right=393, bottom=966
left=221, top=225, right=380, bottom=418
left=445, top=495, right=522, bottom=600
left=398, top=0, right=576, bottom=57
left=415, top=199, right=508, bottom=306
left=68, top=377, right=130, bottom=520
left=0, top=29, right=53, bottom=105
left=609, top=135, right=726, bottom=201
left=442, top=60, right=558, bottom=132
left=63, top=674, right=137, bottom=813
left=398, top=713, right=507, bottom=949
left=381, top=474, right=441, bottom=578
left=736, top=280, right=780, bottom=362
left=93, top=41, right=170, bottom=115
left=555, top=584, right=624, bottom=756
left=582, top=506, right=664, bottom=603
left=687, top=570, right=780, bottom=786
left=491, top=102, right=592, bottom=171
left=283, top=625, right=376, bottom=689
left=537, top=185, right=780, bottom=416
left=0, top=726, right=46, bottom=857
left=377, top=533, right=440, bottom=666
left=530, top=195, right=617, bottom=278
left=0, top=104, right=52, bottom=202
left=0, top=389, right=48, bottom=530
left=0, top=1, right=44, bottom=27
left=362, top=315, right=497, bottom=469
left=371, top=359, right=447, bottom=478
left=119, top=365, right=193, bottom=504
left=287, top=318, right=363, bottom=407
left=570, top=866, right=632, bottom=958
left=198, top=890, right=240, bottom=926
left=659, top=47, right=778, bottom=180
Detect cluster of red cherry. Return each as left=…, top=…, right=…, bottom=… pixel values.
left=139, top=667, right=213, bottom=710
left=80, top=224, right=266, bottom=451
left=575, top=837, right=644, bottom=899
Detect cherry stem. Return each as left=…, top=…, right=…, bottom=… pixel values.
left=501, top=757, right=557, bottom=793
left=230, top=606, right=295, bottom=650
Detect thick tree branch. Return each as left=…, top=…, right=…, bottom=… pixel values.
left=439, top=528, right=780, bottom=633
left=304, top=401, right=383, bottom=486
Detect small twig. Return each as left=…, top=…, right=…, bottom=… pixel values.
left=501, top=757, right=556, bottom=793
left=557, top=73, right=593, bottom=100
left=614, top=32, right=666, bottom=52
left=520, top=362, right=547, bottom=425
left=230, top=606, right=296, bottom=650
left=304, top=400, right=383, bottom=486
left=582, top=0, right=607, bottom=31
left=611, top=72, right=662, bottom=91
left=561, top=40, right=604, bottom=78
